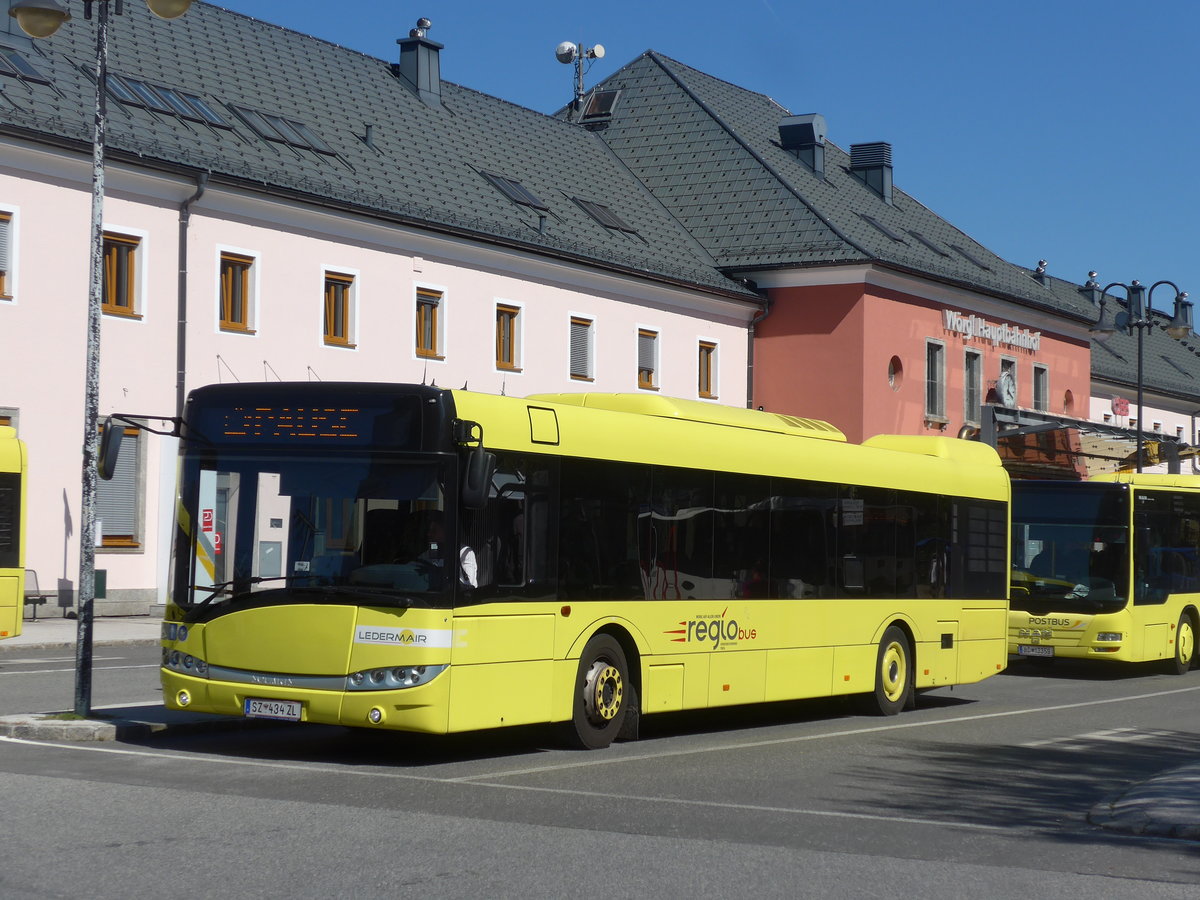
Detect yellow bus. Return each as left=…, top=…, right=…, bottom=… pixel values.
left=159, top=383, right=1010, bottom=748
left=1009, top=474, right=1200, bottom=673
left=0, top=424, right=27, bottom=640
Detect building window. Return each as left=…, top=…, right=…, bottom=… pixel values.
left=495, top=303, right=521, bottom=370
left=964, top=350, right=982, bottom=425
left=925, top=341, right=945, bottom=420
left=698, top=341, right=717, bottom=398
left=416, top=288, right=442, bottom=359
left=0, top=212, right=11, bottom=300
left=219, top=253, right=254, bottom=332
left=1033, top=364, right=1049, bottom=411
left=323, top=272, right=355, bottom=347
left=570, top=317, right=593, bottom=381
left=102, top=233, right=140, bottom=317
left=638, top=328, right=659, bottom=390
left=97, top=427, right=140, bottom=548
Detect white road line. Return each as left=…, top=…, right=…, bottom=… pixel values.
left=450, top=683, right=1200, bottom=782
left=0, top=734, right=1005, bottom=832
left=0, top=664, right=158, bottom=677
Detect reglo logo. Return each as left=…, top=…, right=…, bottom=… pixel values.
left=665, top=607, right=757, bottom=649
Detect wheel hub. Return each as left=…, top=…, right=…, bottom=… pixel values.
left=583, top=660, right=623, bottom=723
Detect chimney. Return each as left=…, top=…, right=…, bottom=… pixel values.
left=778, top=113, right=826, bottom=176
left=849, top=142, right=892, bottom=204
left=395, top=18, right=443, bottom=108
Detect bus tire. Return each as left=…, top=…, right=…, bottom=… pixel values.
left=568, top=634, right=629, bottom=750
left=1169, top=613, right=1196, bottom=675
left=871, top=626, right=912, bottom=716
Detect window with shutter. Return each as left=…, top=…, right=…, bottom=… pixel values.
left=0, top=212, right=11, bottom=299
left=698, top=341, right=717, bottom=398
left=638, top=329, right=658, bottom=390
left=570, top=317, right=593, bottom=381
left=97, top=428, right=140, bottom=547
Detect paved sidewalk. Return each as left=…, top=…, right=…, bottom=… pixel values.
left=0, top=614, right=161, bottom=651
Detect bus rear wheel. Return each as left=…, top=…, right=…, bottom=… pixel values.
left=568, top=634, right=629, bottom=750
left=871, top=626, right=912, bottom=716
left=1169, top=613, right=1196, bottom=675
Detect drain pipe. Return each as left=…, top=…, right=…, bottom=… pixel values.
left=176, top=172, right=208, bottom=419
left=745, top=283, right=771, bottom=409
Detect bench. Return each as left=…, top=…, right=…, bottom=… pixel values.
left=23, top=569, right=55, bottom=620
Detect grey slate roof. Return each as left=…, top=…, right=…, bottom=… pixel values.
left=0, top=4, right=753, bottom=300
left=580, top=52, right=1100, bottom=322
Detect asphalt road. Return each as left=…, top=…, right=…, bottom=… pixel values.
left=2, top=649, right=1200, bottom=898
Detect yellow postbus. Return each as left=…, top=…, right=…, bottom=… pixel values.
left=160, top=383, right=1010, bottom=748
left=0, top=424, right=27, bottom=640
left=1009, top=474, right=1200, bottom=672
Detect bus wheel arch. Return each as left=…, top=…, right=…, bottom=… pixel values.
left=566, top=627, right=641, bottom=749
left=870, top=623, right=915, bottom=715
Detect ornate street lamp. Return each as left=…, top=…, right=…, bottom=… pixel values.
left=1087, top=274, right=1193, bottom=473
left=10, top=0, right=193, bottom=715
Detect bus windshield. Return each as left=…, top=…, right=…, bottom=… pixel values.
left=1009, top=483, right=1129, bottom=615
left=174, top=450, right=456, bottom=614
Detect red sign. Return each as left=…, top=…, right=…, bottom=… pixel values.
left=201, top=509, right=214, bottom=533
left=1112, top=396, right=1130, bottom=416
left=213, top=532, right=222, bottom=555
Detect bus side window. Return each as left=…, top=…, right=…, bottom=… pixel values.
left=472, top=453, right=557, bottom=598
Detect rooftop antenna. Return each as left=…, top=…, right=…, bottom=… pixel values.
left=555, top=39, right=605, bottom=120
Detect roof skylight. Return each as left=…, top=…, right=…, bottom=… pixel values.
left=481, top=171, right=549, bottom=211
left=574, top=197, right=637, bottom=234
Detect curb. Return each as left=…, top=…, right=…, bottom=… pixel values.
left=0, top=710, right=265, bottom=742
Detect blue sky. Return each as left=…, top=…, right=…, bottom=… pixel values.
left=216, top=1, right=1200, bottom=309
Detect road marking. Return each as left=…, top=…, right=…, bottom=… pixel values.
left=0, top=656, right=123, bottom=665
left=3, top=682, right=1198, bottom=836
left=0, top=664, right=158, bottom=677
left=0, top=733, right=1004, bottom=832
left=449, top=683, right=1200, bottom=782
left=1022, top=728, right=1180, bottom=749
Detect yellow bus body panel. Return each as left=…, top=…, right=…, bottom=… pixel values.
left=0, top=426, right=27, bottom=640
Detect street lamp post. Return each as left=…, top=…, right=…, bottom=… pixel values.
left=10, top=0, right=193, bottom=716
left=1088, top=274, right=1193, bottom=473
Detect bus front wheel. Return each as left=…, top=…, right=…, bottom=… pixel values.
left=1169, top=613, right=1196, bottom=675
left=871, top=626, right=912, bottom=716
left=568, top=634, right=629, bottom=750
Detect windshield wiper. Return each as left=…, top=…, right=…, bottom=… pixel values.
left=187, top=574, right=323, bottom=607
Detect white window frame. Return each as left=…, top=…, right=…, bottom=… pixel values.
left=494, top=299, right=523, bottom=372
left=102, top=225, right=149, bottom=320
left=96, top=425, right=144, bottom=551
left=414, top=282, right=447, bottom=363
left=698, top=338, right=719, bottom=400
left=569, top=315, right=594, bottom=381
left=1000, top=356, right=1018, bottom=407
left=321, top=266, right=358, bottom=349
left=637, top=326, right=659, bottom=391
left=924, top=339, right=946, bottom=421
left=0, top=204, right=18, bottom=302
left=216, top=245, right=259, bottom=335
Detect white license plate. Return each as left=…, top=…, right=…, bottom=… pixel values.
left=244, top=698, right=302, bottom=721
left=1018, top=645, right=1054, bottom=658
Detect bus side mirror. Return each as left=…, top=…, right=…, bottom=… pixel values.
left=461, top=448, right=496, bottom=510
left=97, top=418, right=124, bottom=481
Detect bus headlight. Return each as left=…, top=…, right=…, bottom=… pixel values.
left=163, top=650, right=211, bottom=678
left=346, top=664, right=447, bottom=691
left=1096, top=632, right=1123, bottom=642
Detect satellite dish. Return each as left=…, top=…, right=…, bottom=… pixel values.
left=591, top=43, right=605, bottom=59
left=555, top=41, right=578, bottom=64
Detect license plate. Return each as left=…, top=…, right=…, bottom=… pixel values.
left=244, top=698, right=302, bottom=721
left=1018, top=645, right=1054, bottom=658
